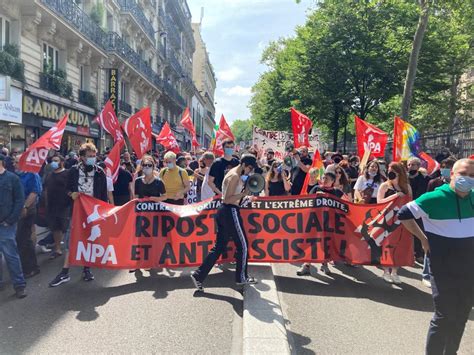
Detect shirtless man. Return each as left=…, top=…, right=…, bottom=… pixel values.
left=191, top=155, right=258, bottom=291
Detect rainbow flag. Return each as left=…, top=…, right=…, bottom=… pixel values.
left=393, top=116, right=421, bottom=162
left=301, top=150, right=324, bottom=195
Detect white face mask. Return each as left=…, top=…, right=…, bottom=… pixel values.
left=143, top=167, right=153, bottom=176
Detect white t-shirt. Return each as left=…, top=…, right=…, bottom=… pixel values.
left=354, top=175, right=380, bottom=198
left=78, top=167, right=114, bottom=197
left=201, top=170, right=215, bottom=201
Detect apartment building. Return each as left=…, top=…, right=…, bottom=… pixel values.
left=0, top=0, right=201, bottom=152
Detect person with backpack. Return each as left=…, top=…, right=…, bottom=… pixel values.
left=159, top=151, right=191, bottom=205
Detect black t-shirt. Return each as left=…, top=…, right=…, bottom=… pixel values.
left=123, top=161, right=136, bottom=174
left=268, top=180, right=286, bottom=196
left=409, top=174, right=428, bottom=199
left=113, top=168, right=133, bottom=197
left=45, top=169, right=70, bottom=216
left=290, top=157, right=312, bottom=195
left=209, top=157, right=240, bottom=191
left=309, top=185, right=344, bottom=199
left=134, top=176, right=166, bottom=198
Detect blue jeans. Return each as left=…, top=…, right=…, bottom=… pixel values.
left=0, top=224, right=26, bottom=290
left=422, top=253, right=431, bottom=281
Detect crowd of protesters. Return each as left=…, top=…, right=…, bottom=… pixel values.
left=1, top=139, right=472, bottom=354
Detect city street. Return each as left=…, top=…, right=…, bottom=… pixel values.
left=1, top=251, right=473, bottom=354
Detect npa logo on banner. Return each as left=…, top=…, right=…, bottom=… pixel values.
left=122, top=107, right=151, bottom=159
left=69, top=194, right=413, bottom=269
left=354, top=116, right=388, bottom=158
left=18, top=113, right=68, bottom=173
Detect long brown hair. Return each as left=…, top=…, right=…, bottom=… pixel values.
left=266, top=161, right=283, bottom=183
left=334, top=165, right=350, bottom=188
left=388, top=162, right=409, bottom=195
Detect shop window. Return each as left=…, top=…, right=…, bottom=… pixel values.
left=43, top=43, right=59, bottom=71
left=0, top=16, right=11, bottom=49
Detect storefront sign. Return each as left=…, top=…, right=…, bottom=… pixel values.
left=0, top=86, right=22, bottom=124
left=108, top=69, right=118, bottom=114
left=23, top=92, right=93, bottom=128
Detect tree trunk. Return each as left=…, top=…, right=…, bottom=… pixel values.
left=332, top=101, right=340, bottom=152
left=446, top=74, right=460, bottom=147
left=401, top=0, right=430, bottom=120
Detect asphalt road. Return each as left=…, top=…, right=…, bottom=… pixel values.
left=273, top=263, right=473, bottom=355
left=0, top=253, right=243, bottom=354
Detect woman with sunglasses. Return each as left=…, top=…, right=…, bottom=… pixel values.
left=334, top=166, right=352, bottom=201
left=377, top=162, right=412, bottom=284
left=265, top=161, right=291, bottom=196
left=134, top=155, right=166, bottom=202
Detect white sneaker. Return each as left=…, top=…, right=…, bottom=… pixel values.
left=37, top=245, right=52, bottom=254
left=383, top=272, right=393, bottom=283
left=422, top=278, right=432, bottom=288
left=391, top=274, right=402, bottom=285
left=296, top=264, right=311, bottom=276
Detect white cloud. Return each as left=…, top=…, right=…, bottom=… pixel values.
left=217, top=67, right=244, bottom=82
left=222, top=86, right=252, bottom=96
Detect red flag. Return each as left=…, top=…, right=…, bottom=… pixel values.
left=122, top=107, right=151, bottom=159
left=104, top=140, right=124, bottom=183
left=97, top=100, right=124, bottom=143
left=153, top=122, right=180, bottom=153
left=180, top=107, right=200, bottom=147
left=18, top=114, right=69, bottom=173
left=354, top=116, right=388, bottom=158
left=418, top=151, right=440, bottom=176
left=291, top=108, right=313, bottom=148
left=213, top=114, right=235, bottom=156
left=300, top=150, right=324, bottom=195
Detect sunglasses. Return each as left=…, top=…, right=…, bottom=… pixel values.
left=336, top=171, right=342, bottom=174
left=142, top=164, right=153, bottom=168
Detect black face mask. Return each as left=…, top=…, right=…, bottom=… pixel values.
left=409, top=169, right=418, bottom=176
left=85, top=164, right=94, bottom=173
left=388, top=171, right=397, bottom=180
left=333, top=158, right=342, bottom=164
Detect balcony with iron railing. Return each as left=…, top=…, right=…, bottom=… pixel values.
left=117, top=0, right=155, bottom=45
left=40, top=0, right=108, bottom=52
left=119, top=99, right=132, bottom=114
left=167, top=0, right=194, bottom=47
left=78, top=89, right=97, bottom=109
left=40, top=70, right=73, bottom=99
left=167, top=48, right=183, bottom=76
left=163, top=81, right=186, bottom=108
left=164, top=14, right=181, bottom=49
left=40, top=1, right=163, bottom=92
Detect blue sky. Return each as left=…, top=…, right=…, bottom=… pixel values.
left=187, top=0, right=313, bottom=124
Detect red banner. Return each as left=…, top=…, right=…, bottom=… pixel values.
left=291, top=108, right=313, bottom=148
left=354, top=116, right=388, bottom=158
left=69, top=194, right=413, bottom=269
left=153, top=122, right=180, bottom=153
left=122, top=107, right=151, bottom=159
left=180, top=107, right=200, bottom=147
left=213, top=115, right=235, bottom=156
left=19, top=114, right=68, bottom=173
left=97, top=100, right=124, bottom=143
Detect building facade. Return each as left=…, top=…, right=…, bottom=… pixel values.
left=192, top=22, right=216, bottom=149
left=0, top=0, right=202, bottom=153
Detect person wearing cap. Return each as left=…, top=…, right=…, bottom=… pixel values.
left=325, top=153, right=344, bottom=173
left=191, top=154, right=259, bottom=291
left=0, top=153, right=27, bottom=298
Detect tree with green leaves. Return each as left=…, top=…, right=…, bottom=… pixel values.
left=230, top=119, right=254, bottom=144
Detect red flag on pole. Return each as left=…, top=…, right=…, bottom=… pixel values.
left=291, top=108, right=313, bottom=149
left=180, top=107, right=200, bottom=147
left=122, top=107, right=151, bottom=159
left=97, top=100, right=124, bottom=143
left=212, top=114, right=235, bottom=156
left=152, top=122, right=180, bottom=153
left=300, top=150, right=324, bottom=195
left=18, top=114, right=69, bottom=173
left=104, top=140, right=124, bottom=183
left=354, top=116, right=388, bottom=159
left=418, top=151, right=440, bottom=175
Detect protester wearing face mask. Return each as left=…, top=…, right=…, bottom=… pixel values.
left=347, top=156, right=360, bottom=189
left=297, top=172, right=345, bottom=277
left=49, top=143, right=112, bottom=287
left=191, top=155, right=259, bottom=291
left=159, top=151, right=190, bottom=205
left=200, top=152, right=217, bottom=201
left=43, top=155, right=70, bottom=259
left=291, top=146, right=313, bottom=195
left=13, top=155, right=42, bottom=279
left=398, top=158, right=474, bottom=355
left=377, top=162, right=412, bottom=285
left=354, top=161, right=384, bottom=204
left=207, top=138, right=240, bottom=195
left=134, top=155, right=166, bottom=201
left=265, top=149, right=276, bottom=167
left=265, top=161, right=291, bottom=196
left=325, top=153, right=343, bottom=173
left=407, top=157, right=429, bottom=264
left=427, top=157, right=456, bottom=192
